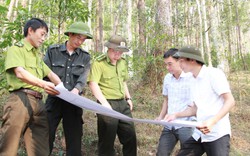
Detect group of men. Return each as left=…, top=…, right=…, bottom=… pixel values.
left=0, top=17, right=235, bottom=156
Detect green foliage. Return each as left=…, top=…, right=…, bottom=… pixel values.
left=0, top=5, right=8, bottom=14
left=0, top=0, right=90, bottom=93
left=0, top=7, right=29, bottom=49
left=0, top=56, right=7, bottom=93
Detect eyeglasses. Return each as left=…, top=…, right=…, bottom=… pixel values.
left=110, top=49, right=123, bottom=54
left=76, top=35, right=87, bottom=42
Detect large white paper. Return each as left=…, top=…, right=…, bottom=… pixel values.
left=55, top=83, right=199, bottom=127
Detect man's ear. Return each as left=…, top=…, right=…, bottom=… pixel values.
left=27, top=27, right=34, bottom=35
left=68, top=32, right=74, bottom=37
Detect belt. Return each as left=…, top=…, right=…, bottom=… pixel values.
left=107, top=98, right=124, bottom=101
left=18, top=89, right=43, bottom=99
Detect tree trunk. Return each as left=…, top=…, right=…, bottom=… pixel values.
left=86, top=0, right=93, bottom=52
left=126, top=0, right=132, bottom=46
left=201, top=0, right=212, bottom=66
left=226, top=0, right=233, bottom=67
left=13, top=0, right=19, bottom=21
left=234, top=0, right=246, bottom=70
left=95, top=0, right=103, bottom=53
left=155, top=0, right=172, bottom=52
left=28, top=0, right=32, bottom=13
left=173, top=1, right=179, bottom=45
left=1, top=0, right=15, bottom=36
left=137, top=0, right=146, bottom=56
left=113, top=0, right=124, bottom=35
left=195, top=0, right=204, bottom=59
left=6, top=0, right=15, bottom=20
left=21, top=0, right=27, bottom=7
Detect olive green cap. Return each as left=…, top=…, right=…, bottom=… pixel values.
left=64, top=22, right=93, bottom=39
left=174, top=46, right=204, bottom=63
left=104, top=35, right=129, bottom=52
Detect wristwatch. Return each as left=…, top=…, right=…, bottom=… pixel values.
left=126, top=98, right=132, bottom=101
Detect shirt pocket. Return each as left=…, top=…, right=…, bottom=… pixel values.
left=71, top=63, right=85, bottom=76
left=102, top=72, right=116, bottom=86
left=25, top=57, right=41, bottom=76
left=51, top=61, right=65, bottom=78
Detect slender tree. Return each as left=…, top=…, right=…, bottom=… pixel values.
left=201, top=0, right=212, bottom=66
left=137, top=0, right=146, bottom=56
left=113, top=0, right=124, bottom=35
left=234, top=0, right=246, bottom=69
left=95, top=0, right=103, bottom=53
left=196, top=0, right=204, bottom=58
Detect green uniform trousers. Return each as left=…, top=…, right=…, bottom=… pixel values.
left=97, top=99, right=137, bottom=156
left=0, top=91, right=49, bottom=156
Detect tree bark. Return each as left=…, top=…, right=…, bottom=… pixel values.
left=196, top=0, right=204, bottom=59
left=95, top=0, right=103, bottom=53
left=113, top=0, right=124, bottom=35
left=201, top=0, right=212, bottom=66
left=127, top=0, right=132, bottom=45
left=234, top=0, right=246, bottom=69
left=137, top=0, right=146, bottom=56
left=6, top=0, right=15, bottom=20
left=155, top=0, right=172, bottom=52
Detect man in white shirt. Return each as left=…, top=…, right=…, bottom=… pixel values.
left=165, top=46, right=235, bottom=156
left=156, top=48, right=194, bottom=156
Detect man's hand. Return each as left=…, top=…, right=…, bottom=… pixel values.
left=71, top=88, right=80, bottom=95
left=127, top=100, right=133, bottom=111
left=43, top=81, right=60, bottom=95
left=164, top=113, right=177, bottom=122
left=155, top=116, right=162, bottom=121
left=197, top=117, right=217, bottom=134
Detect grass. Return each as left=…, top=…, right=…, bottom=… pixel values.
left=0, top=71, right=250, bottom=155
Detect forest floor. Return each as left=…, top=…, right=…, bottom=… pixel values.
left=0, top=71, right=250, bottom=156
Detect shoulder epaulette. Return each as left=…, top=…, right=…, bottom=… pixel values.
left=78, top=47, right=90, bottom=55
left=14, top=41, right=24, bottom=47
left=95, top=53, right=106, bottom=61
left=121, top=55, right=126, bottom=60
left=49, top=44, right=60, bottom=49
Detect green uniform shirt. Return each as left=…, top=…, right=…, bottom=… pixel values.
left=88, top=54, right=129, bottom=99
left=5, top=39, right=51, bottom=92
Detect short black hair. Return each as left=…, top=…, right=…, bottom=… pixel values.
left=163, top=48, right=178, bottom=58
left=23, top=18, right=48, bottom=37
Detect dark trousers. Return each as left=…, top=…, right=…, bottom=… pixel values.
left=46, top=97, right=83, bottom=156
left=0, top=91, right=49, bottom=156
left=157, top=127, right=194, bottom=156
left=177, top=134, right=230, bottom=156
left=97, top=99, right=137, bottom=156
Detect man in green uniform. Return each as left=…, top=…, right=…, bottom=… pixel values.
left=88, top=35, right=137, bottom=156
left=0, top=18, right=61, bottom=156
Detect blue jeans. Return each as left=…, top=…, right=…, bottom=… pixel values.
left=177, top=134, right=230, bottom=156
left=157, top=127, right=194, bottom=156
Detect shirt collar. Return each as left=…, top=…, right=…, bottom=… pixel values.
left=196, top=65, right=206, bottom=79
left=23, top=39, right=35, bottom=52
left=170, top=71, right=188, bottom=80
left=60, top=41, right=80, bottom=55
left=105, top=54, right=120, bottom=66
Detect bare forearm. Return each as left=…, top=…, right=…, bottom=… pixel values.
left=47, top=71, right=61, bottom=86
left=14, top=67, right=47, bottom=88
left=89, top=81, right=110, bottom=106
left=124, top=82, right=131, bottom=99
left=158, top=97, right=168, bottom=119
left=175, top=104, right=197, bottom=118
left=209, top=93, right=235, bottom=124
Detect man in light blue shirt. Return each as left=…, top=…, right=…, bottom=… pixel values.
left=156, top=48, right=194, bottom=156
